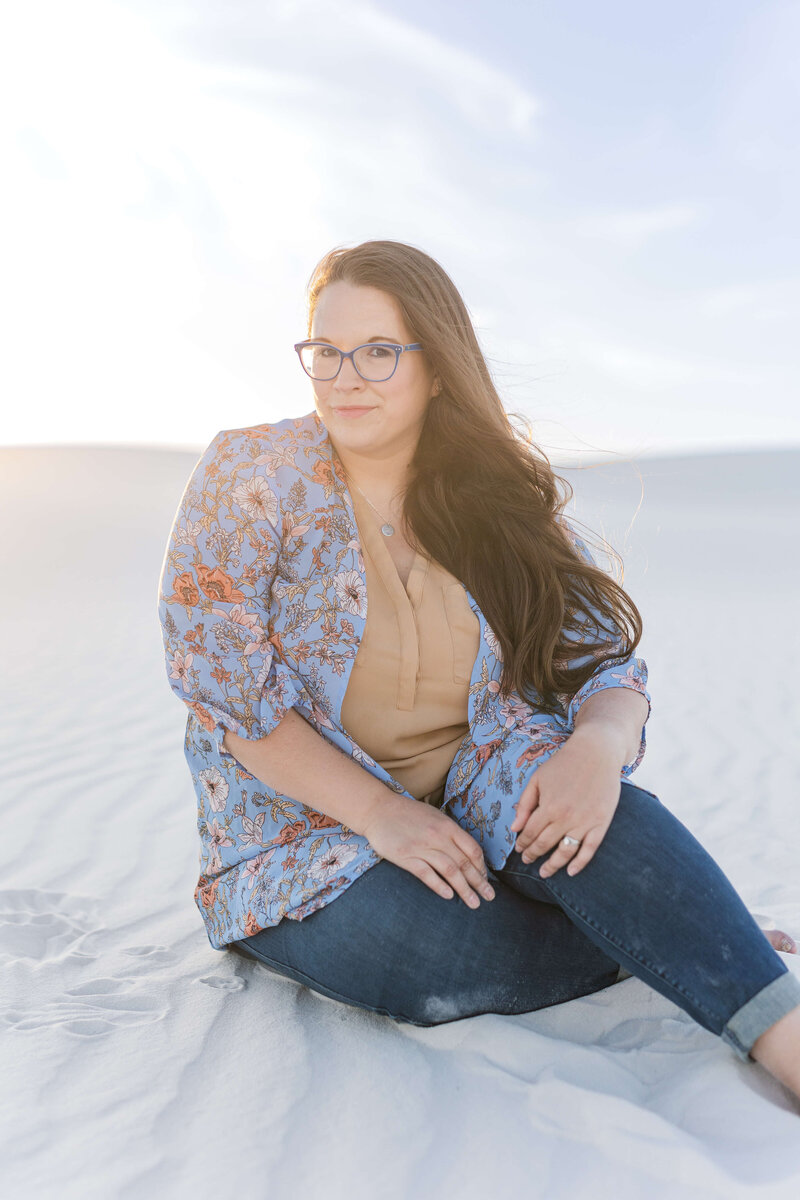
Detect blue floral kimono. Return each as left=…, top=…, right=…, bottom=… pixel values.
left=158, top=412, right=650, bottom=950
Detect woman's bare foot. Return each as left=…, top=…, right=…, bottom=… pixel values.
left=722, top=925, right=800, bottom=1107
left=764, top=929, right=797, bottom=954
left=750, top=1004, right=800, bottom=1109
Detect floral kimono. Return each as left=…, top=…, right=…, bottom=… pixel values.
left=158, top=412, right=650, bottom=950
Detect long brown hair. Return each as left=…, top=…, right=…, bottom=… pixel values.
left=306, top=240, right=642, bottom=712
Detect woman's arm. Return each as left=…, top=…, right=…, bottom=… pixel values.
left=222, top=710, right=390, bottom=837
left=570, top=686, right=650, bottom=767
left=510, top=686, right=651, bottom=878
left=224, top=713, right=496, bottom=909
left=158, top=429, right=306, bottom=753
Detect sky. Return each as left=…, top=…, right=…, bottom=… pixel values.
left=2, top=0, right=799, bottom=459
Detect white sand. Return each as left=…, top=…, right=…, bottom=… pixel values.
left=2, top=444, right=799, bottom=1198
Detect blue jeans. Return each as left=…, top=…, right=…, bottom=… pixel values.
left=231, top=782, right=800, bottom=1060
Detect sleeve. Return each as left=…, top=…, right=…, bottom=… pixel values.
left=560, top=520, right=651, bottom=775
left=157, top=429, right=308, bottom=755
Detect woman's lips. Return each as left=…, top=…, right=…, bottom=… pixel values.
left=333, top=406, right=375, bottom=418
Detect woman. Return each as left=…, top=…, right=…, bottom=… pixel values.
left=158, top=239, right=800, bottom=1102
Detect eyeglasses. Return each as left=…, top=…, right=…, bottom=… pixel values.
left=294, top=340, right=423, bottom=382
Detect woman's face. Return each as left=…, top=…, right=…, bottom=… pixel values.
left=308, top=281, right=438, bottom=466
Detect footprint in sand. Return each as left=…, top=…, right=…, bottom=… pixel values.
left=121, top=944, right=178, bottom=969
left=198, top=975, right=246, bottom=991
left=0, top=888, right=170, bottom=1037
left=0, top=888, right=101, bottom=963
left=2, top=976, right=166, bottom=1035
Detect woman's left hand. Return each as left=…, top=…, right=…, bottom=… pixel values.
left=509, top=726, right=624, bottom=878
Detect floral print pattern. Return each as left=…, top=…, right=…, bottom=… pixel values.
left=158, top=412, right=650, bottom=949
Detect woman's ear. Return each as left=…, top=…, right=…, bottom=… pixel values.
left=432, top=377, right=442, bottom=397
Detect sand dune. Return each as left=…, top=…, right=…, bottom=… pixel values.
left=1, top=443, right=799, bottom=1199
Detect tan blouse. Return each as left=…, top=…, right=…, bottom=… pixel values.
left=340, top=488, right=481, bottom=808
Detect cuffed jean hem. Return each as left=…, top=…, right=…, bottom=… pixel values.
left=721, top=969, right=800, bottom=1062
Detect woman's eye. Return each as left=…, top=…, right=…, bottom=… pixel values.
left=318, top=346, right=337, bottom=357
left=368, top=346, right=392, bottom=358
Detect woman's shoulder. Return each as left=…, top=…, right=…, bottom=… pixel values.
left=210, top=410, right=325, bottom=458
left=186, top=411, right=345, bottom=530
left=195, top=410, right=335, bottom=490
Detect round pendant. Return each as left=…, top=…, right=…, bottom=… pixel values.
left=381, top=522, right=395, bottom=537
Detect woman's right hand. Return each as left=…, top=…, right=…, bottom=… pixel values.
left=361, top=793, right=495, bottom=908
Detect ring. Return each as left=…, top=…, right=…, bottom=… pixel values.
left=560, top=835, right=581, bottom=848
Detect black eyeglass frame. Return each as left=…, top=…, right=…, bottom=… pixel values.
left=293, top=340, right=423, bottom=382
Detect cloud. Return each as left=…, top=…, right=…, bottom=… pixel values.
left=346, top=1, right=540, bottom=135
left=572, top=203, right=706, bottom=249
left=1, top=0, right=545, bottom=446
left=576, top=338, right=747, bottom=390
left=719, top=1, right=800, bottom=170
left=694, top=280, right=797, bottom=325
left=124, top=0, right=540, bottom=137
left=3, top=0, right=797, bottom=456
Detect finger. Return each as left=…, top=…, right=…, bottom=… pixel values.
left=426, top=849, right=484, bottom=909
left=514, top=806, right=553, bottom=854
left=411, top=860, right=456, bottom=901
left=564, top=828, right=605, bottom=877
left=515, top=816, right=549, bottom=856
left=451, top=827, right=490, bottom=880
left=440, top=822, right=494, bottom=899
left=518, top=822, right=563, bottom=864
left=510, top=781, right=539, bottom=833
left=443, top=824, right=493, bottom=891
left=538, top=834, right=583, bottom=878
left=451, top=846, right=496, bottom=900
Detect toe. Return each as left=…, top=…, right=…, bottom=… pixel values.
left=765, top=929, right=797, bottom=954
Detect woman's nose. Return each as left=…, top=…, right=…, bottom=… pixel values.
left=332, top=354, right=364, bottom=390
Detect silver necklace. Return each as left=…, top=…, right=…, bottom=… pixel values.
left=352, top=482, right=395, bottom=537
